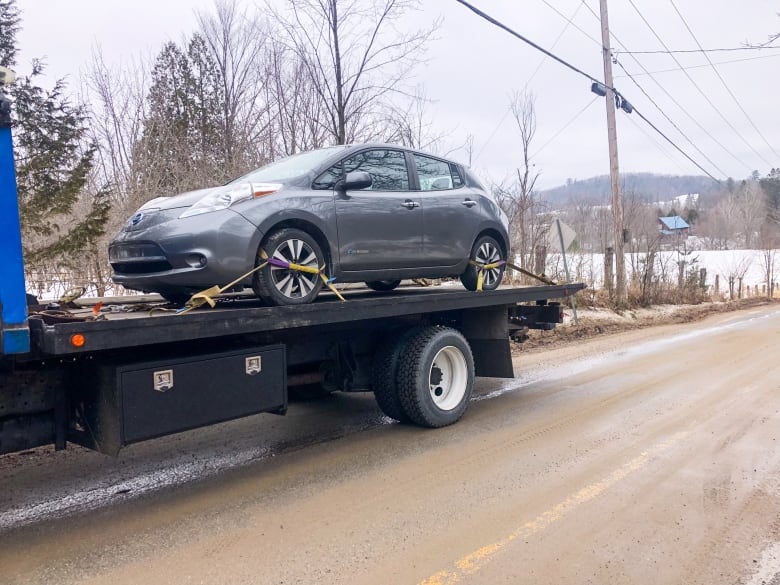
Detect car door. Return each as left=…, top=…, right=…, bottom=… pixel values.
left=412, top=153, right=481, bottom=265
left=334, top=148, right=424, bottom=271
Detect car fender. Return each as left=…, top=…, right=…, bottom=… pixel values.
left=237, top=196, right=339, bottom=271
left=471, top=218, right=510, bottom=257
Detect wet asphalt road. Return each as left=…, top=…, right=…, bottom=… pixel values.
left=1, top=306, right=779, bottom=584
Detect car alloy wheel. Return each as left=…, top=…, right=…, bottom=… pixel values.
left=460, top=234, right=505, bottom=292
left=474, top=240, right=502, bottom=288
left=253, top=227, right=325, bottom=305
left=270, top=238, right=320, bottom=299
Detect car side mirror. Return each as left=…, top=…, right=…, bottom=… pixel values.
left=340, top=171, right=372, bottom=191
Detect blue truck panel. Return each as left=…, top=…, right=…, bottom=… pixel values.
left=0, top=122, right=30, bottom=355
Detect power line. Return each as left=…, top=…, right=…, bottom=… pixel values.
left=614, top=59, right=729, bottom=177
left=454, top=0, right=600, bottom=83
left=668, top=0, right=780, bottom=162
left=623, top=112, right=689, bottom=173
left=530, top=97, right=599, bottom=159
left=625, top=0, right=772, bottom=169
left=538, top=0, right=601, bottom=47
left=618, top=44, right=780, bottom=55
left=614, top=52, right=780, bottom=77
left=455, top=0, right=724, bottom=181
left=632, top=106, right=721, bottom=182
left=579, top=0, right=751, bottom=174
left=473, top=1, right=586, bottom=164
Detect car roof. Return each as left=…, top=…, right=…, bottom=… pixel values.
left=341, top=143, right=461, bottom=165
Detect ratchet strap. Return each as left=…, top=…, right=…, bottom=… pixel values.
left=172, top=249, right=345, bottom=315
left=468, top=259, right=558, bottom=291
left=260, top=249, right=346, bottom=302
left=167, top=252, right=558, bottom=314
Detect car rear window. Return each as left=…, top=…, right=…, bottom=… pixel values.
left=414, top=154, right=463, bottom=190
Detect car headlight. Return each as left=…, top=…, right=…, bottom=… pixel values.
left=179, top=183, right=282, bottom=219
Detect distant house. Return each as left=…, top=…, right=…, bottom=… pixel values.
left=659, top=216, right=690, bottom=238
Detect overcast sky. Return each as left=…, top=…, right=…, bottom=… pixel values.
left=14, top=0, right=780, bottom=189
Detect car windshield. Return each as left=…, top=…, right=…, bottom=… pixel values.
left=232, top=146, right=347, bottom=184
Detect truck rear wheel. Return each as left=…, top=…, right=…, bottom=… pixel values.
left=397, top=326, right=474, bottom=427
left=371, top=329, right=420, bottom=423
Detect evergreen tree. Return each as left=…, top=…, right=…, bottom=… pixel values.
left=1, top=0, right=110, bottom=271
left=0, top=0, right=20, bottom=67
left=760, top=168, right=780, bottom=222
left=138, top=35, right=226, bottom=195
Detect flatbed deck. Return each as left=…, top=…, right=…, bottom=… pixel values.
left=28, top=284, right=583, bottom=356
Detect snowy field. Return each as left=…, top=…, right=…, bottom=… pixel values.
left=537, top=249, right=778, bottom=293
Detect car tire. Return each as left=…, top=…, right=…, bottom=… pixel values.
left=371, top=328, right=422, bottom=423
left=253, top=228, right=325, bottom=306
left=397, top=326, right=475, bottom=428
left=366, top=280, right=402, bottom=292
left=460, top=234, right=505, bottom=292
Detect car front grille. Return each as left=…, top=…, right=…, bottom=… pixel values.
left=111, top=260, right=173, bottom=274
left=110, top=243, right=172, bottom=274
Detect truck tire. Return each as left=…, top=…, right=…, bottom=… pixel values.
left=461, top=234, right=505, bottom=292
left=371, top=329, right=421, bottom=423
left=397, top=326, right=475, bottom=427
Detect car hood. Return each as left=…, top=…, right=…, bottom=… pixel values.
left=119, top=188, right=217, bottom=233
left=139, top=187, right=216, bottom=212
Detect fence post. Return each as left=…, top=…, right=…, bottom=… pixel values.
left=534, top=245, right=547, bottom=278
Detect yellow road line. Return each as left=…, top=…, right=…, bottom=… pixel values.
left=419, top=431, right=688, bottom=585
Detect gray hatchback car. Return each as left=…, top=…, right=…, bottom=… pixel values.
left=109, top=144, right=509, bottom=305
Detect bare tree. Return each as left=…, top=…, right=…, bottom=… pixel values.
left=197, top=0, right=270, bottom=175
left=733, top=179, right=765, bottom=248
left=84, top=49, right=150, bottom=209
left=383, top=87, right=451, bottom=153
left=270, top=0, right=438, bottom=145
left=759, top=220, right=780, bottom=297
left=493, top=91, right=547, bottom=271
left=263, top=38, right=328, bottom=157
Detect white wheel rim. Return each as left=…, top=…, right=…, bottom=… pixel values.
left=270, top=238, right=319, bottom=298
left=474, top=241, right=502, bottom=287
left=429, top=346, right=468, bottom=411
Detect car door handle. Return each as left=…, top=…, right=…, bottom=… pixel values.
left=401, top=200, right=420, bottom=209
left=462, top=199, right=478, bottom=208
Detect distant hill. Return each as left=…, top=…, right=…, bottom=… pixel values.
left=539, top=173, right=720, bottom=206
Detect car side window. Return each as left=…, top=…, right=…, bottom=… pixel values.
left=414, top=154, right=464, bottom=191
left=312, top=162, right=342, bottom=190
left=342, top=149, right=409, bottom=191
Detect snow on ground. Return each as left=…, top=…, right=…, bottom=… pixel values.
left=535, top=249, right=778, bottom=292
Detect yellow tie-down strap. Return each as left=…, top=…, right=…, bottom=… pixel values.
left=469, top=259, right=558, bottom=290
left=171, top=249, right=345, bottom=315
left=163, top=253, right=558, bottom=314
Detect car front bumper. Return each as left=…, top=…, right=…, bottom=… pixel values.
left=109, top=208, right=264, bottom=293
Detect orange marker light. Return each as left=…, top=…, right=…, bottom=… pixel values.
left=70, top=334, right=86, bottom=348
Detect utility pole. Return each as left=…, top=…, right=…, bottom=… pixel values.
left=599, top=0, right=626, bottom=307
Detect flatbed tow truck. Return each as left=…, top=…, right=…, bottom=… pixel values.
left=0, top=76, right=584, bottom=458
